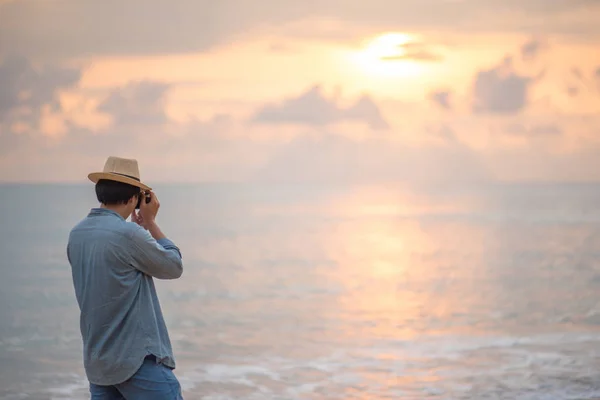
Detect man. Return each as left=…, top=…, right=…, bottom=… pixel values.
left=67, top=156, right=184, bottom=399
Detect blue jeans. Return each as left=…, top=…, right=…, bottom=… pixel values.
left=89, top=355, right=184, bottom=399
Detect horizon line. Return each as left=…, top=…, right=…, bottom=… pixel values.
left=1, top=180, right=599, bottom=186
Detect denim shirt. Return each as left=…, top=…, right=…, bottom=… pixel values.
left=67, top=208, right=183, bottom=385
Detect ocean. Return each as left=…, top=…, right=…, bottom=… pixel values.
left=1, top=182, right=600, bottom=399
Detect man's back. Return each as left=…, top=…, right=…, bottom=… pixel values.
left=67, top=207, right=183, bottom=386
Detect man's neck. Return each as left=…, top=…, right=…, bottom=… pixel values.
left=100, top=204, right=130, bottom=220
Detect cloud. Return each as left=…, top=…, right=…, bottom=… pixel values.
left=0, top=114, right=266, bottom=183
left=572, top=67, right=584, bottom=81
left=0, top=55, right=81, bottom=141
left=385, top=50, right=442, bottom=62
left=0, top=117, right=494, bottom=187
left=486, top=138, right=600, bottom=182
left=3, top=101, right=600, bottom=185
left=520, top=38, right=545, bottom=61
left=564, top=66, right=600, bottom=97
left=253, top=85, right=389, bottom=130
left=428, top=124, right=459, bottom=143
left=1, top=0, right=599, bottom=59
left=345, top=96, right=390, bottom=130
left=381, top=42, right=443, bottom=62
left=504, top=123, right=563, bottom=136
left=0, top=125, right=27, bottom=156
left=1, top=45, right=599, bottom=188
left=0, top=69, right=490, bottom=187
left=0, top=55, right=80, bottom=119
left=0, top=76, right=180, bottom=174
left=254, top=130, right=492, bottom=186
left=98, top=81, right=171, bottom=126
left=566, top=86, right=579, bottom=97
left=0, top=58, right=176, bottom=141
left=472, top=57, right=535, bottom=114
left=430, top=90, right=452, bottom=110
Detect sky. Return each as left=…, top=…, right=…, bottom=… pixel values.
left=1, top=0, right=600, bottom=185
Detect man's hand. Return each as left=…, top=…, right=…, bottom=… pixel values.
left=131, top=208, right=144, bottom=227
left=137, top=191, right=166, bottom=241
left=139, top=191, right=160, bottom=226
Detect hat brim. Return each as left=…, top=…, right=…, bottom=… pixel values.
left=88, top=172, right=152, bottom=191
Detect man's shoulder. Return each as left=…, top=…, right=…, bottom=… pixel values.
left=68, top=215, right=141, bottom=242
left=122, top=221, right=148, bottom=238
left=68, top=217, right=89, bottom=238
left=125, top=222, right=159, bottom=246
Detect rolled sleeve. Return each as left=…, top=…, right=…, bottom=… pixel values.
left=156, top=238, right=182, bottom=259
left=128, top=226, right=183, bottom=280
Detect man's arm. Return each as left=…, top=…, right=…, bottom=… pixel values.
left=127, top=190, right=183, bottom=279
left=128, top=223, right=183, bottom=279
left=146, top=221, right=166, bottom=241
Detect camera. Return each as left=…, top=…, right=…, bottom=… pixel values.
left=135, top=191, right=151, bottom=209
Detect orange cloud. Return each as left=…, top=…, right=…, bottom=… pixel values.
left=2, top=0, right=599, bottom=60
left=39, top=104, right=68, bottom=138
left=253, top=85, right=389, bottom=130
left=2, top=32, right=600, bottom=186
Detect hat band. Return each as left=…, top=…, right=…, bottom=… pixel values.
left=112, top=172, right=140, bottom=182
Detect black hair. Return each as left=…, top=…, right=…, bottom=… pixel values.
left=95, top=179, right=140, bottom=206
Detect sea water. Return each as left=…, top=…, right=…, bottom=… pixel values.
left=1, top=182, right=600, bottom=399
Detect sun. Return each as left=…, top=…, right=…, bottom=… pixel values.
left=348, top=32, right=424, bottom=79
left=363, top=32, right=413, bottom=59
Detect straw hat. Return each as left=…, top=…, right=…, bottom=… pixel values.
left=88, top=156, right=152, bottom=190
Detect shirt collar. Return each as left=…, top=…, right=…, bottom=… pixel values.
left=88, top=207, right=126, bottom=220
